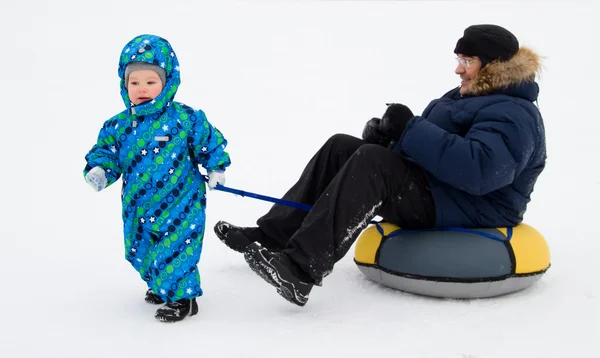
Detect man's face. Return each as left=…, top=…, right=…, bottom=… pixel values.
left=455, top=54, right=482, bottom=95
left=127, top=70, right=163, bottom=105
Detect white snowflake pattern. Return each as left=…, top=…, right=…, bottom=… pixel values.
left=136, top=258, right=142, bottom=262
left=131, top=248, right=137, bottom=252
left=149, top=217, right=156, bottom=223
left=190, top=224, right=196, bottom=230
left=185, top=238, right=191, bottom=245
left=125, top=48, right=130, bottom=53
left=130, top=54, right=136, bottom=60
left=171, top=153, right=176, bottom=159
left=175, top=65, right=180, bottom=71
left=165, top=232, right=170, bottom=236
left=143, top=39, right=150, bottom=44
left=110, top=145, right=117, bottom=153
left=167, top=219, right=172, bottom=224
left=160, top=289, right=166, bottom=294
left=140, top=218, right=145, bottom=224
left=163, top=125, right=169, bottom=131
left=168, top=168, right=174, bottom=175
left=153, top=147, right=160, bottom=154
left=115, top=123, right=119, bottom=129
left=201, top=146, right=208, bottom=152
left=170, top=52, right=174, bottom=57
left=160, top=62, right=165, bottom=68
left=141, top=149, right=148, bottom=156
left=151, top=99, right=156, bottom=104
left=186, top=288, right=192, bottom=294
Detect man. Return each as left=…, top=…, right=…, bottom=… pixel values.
left=215, top=24, right=546, bottom=307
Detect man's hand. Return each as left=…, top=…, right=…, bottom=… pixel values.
left=362, top=117, right=393, bottom=146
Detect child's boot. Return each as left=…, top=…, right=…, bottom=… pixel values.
left=145, top=289, right=165, bottom=304
left=155, top=298, right=198, bottom=322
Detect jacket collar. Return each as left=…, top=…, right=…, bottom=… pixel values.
left=463, top=47, right=541, bottom=97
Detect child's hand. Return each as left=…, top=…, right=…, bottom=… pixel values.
left=207, top=170, right=226, bottom=190
left=85, top=167, right=107, bottom=192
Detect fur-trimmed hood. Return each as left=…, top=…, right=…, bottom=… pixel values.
left=463, top=47, right=541, bottom=96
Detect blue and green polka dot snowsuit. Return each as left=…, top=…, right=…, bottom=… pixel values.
left=84, top=34, right=230, bottom=302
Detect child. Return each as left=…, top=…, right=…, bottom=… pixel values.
left=84, top=34, right=230, bottom=322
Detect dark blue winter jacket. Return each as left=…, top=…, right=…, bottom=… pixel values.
left=394, top=47, right=546, bottom=228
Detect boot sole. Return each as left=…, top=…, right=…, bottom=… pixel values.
left=244, top=243, right=309, bottom=307
left=155, top=299, right=199, bottom=323
left=214, top=221, right=250, bottom=253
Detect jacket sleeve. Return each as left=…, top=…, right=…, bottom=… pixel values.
left=189, top=110, right=231, bottom=172
left=398, top=102, right=536, bottom=195
left=83, top=123, right=122, bottom=187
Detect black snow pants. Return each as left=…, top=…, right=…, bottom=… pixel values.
left=256, top=134, right=436, bottom=283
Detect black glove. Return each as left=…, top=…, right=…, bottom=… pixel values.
left=362, top=117, right=393, bottom=146
left=380, top=103, right=414, bottom=141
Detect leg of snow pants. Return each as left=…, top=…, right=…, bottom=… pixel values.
left=147, top=223, right=206, bottom=302
left=257, top=134, right=367, bottom=248
left=277, top=135, right=436, bottom=283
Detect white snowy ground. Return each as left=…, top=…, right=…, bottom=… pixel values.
left=1, top=1, right=598, bottom=357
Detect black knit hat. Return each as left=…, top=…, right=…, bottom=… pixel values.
left=454, top=24, right=519, bottom=67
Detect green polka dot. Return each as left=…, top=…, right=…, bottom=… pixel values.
left=164, top=238, right=171, bottom=247
left=186, top=247, right=193, bottom=255
left=176, top=288, right=184, bottom=297
left=166, top=265, right=174, bottom=274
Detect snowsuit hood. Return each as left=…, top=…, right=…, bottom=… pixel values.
left=118, top=34, right=180, bottom=116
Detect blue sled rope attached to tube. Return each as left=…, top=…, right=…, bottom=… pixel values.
left=201, top=175, right=312, bottom=211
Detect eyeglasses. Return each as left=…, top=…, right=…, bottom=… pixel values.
left=456, top=57, right=478, bottom=68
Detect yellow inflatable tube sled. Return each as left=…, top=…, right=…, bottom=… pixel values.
left=354, top=222, right=550, bottom=298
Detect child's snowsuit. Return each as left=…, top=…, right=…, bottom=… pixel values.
left=84, top=34, right=230, bottom=302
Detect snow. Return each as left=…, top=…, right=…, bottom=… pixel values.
left=1, top=1, right=598, bottom=357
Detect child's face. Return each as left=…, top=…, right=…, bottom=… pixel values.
left=127, top=70, right=163, bottom=105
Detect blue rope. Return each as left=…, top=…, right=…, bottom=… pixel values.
left=201, top=175, right=312, bottom=211
left=374, top=221, right=509, bottom=242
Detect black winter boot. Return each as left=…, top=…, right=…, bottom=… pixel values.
left=244, top=242, right=313, bottom=307
left=155, top=298, right=198, bottom=322
left=145, top=289, right=165, bottom=304
left=214, top=221, right=281, bottom=253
